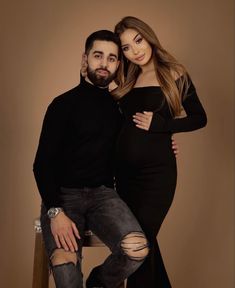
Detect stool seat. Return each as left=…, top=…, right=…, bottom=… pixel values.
left=32, top=218, right=125, bottom=288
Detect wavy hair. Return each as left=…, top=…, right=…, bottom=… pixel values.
left=112, top=16, right=190, bottom=116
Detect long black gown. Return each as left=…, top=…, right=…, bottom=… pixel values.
left=115, top=80, right=207, bottom=287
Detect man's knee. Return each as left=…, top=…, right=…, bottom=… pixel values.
left=121, top=232, right=149, bottom=261
left=50, top=248, right=78, bottom=266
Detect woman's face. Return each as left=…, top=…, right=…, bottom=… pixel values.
left=120, top=28, right=152, bottom=66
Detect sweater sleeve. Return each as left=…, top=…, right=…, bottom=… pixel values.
left=33, top=98, right=68, bottom=210
left=149, top=81, right=207, bottom=133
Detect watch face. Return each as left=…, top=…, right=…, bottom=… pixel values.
left=48, top=207, right=63, bottom=218
left=48, top=208, right=58, bottom=218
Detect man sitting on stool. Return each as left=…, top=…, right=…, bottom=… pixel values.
left=33, top=30, right=149, bottom=288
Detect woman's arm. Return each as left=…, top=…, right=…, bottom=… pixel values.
left=145, top=82, right=207, bottom=133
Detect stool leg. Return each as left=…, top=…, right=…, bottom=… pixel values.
left=32, top=232, right=49, bottom=288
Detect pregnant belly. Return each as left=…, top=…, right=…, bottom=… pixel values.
left=116, top=125, right=175, bottom=169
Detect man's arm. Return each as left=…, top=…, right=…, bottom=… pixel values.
left=33, top=97, right=80, bottom=252
left=33, top=98, right=66, bottom=209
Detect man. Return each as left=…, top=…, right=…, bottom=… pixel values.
left=33, top=30, right=149, bottom=288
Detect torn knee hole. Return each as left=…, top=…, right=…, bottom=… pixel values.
left=50, top=249, right=78, bottom=266
left=121, top=232, right=149, bottom=261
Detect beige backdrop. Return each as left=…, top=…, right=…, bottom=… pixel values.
left=1, top=0, right=234, bottom=287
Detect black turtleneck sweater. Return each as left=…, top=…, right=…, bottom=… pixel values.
left=33, top=78, right=121, bottom=210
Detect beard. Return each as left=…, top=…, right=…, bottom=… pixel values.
left=87, top=66, right=116, bottom=88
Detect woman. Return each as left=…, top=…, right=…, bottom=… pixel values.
left=112, top=16, right=207, bottom=287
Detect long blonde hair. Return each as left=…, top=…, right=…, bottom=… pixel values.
left=112, top=16, right=190, bottom=117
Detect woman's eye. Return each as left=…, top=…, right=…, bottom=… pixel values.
left=136, top=38, right=142, bottom=44
left=122, top=46, right=129, bottom=52
left=136, top=38, right=143, bottom=44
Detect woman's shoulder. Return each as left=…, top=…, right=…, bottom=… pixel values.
left=171, top=68, right=188, bottom=82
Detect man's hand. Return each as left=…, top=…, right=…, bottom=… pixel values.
left=50, top=212, right=80, bottom=252
left=133, top=111, right=153, bottom=131
left=172, top=137, right=179, bottom=157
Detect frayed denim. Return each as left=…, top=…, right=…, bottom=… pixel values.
left=41, top=185, right=148, bottom=288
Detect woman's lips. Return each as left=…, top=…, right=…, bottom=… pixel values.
left=134, top=54, right=145, bottom=61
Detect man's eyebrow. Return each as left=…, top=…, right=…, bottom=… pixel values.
left=93, top=50, right=104, bottom=54
left=93, top=51, right=117, bottom=59
left=121, top=33, right=141, bottom=48
left=109, top=53, right=118, bottom=59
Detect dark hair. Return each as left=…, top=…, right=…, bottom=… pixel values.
left=85, top=30, right=121, bottom=59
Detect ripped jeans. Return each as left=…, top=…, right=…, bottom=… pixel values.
left=40, top=185, right=148, bottom=288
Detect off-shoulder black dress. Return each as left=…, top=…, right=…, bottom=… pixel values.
left=115, top=80, right=207, bottom=287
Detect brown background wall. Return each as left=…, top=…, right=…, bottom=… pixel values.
left=1, top=1, right=234, bottom=287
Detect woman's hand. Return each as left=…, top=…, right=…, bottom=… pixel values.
left=133, top=111, right=153, bottom=131
left=50, top=212, right=80, bottom=252
left=171, top=137, right=179, bottom=157
left=133, top=112, right=179, bottom=157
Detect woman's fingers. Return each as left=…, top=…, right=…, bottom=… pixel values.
left=133, top=111, right=153, bottom=130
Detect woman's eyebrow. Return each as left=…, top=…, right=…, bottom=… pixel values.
left=121, top=33, right=141, bottom=47
left=133, top=33, right=141, bottom=40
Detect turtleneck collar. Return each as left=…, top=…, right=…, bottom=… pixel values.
left=80, top=74, right=110, bottom=93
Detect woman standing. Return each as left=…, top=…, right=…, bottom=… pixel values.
left=113, top=16, right=207, bottom=287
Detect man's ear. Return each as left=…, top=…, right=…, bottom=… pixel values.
left=81, top=52, right=88, bottom=77
left=82, top=52, right=88, bottom=63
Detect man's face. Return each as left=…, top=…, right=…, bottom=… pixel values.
left=86, top=40, right=120, bottom=87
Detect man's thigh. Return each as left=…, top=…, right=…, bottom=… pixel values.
left=86, top=186, right=143, bottom=250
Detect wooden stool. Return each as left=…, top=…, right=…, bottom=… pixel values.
left=32, top=219, right=125, bottom=288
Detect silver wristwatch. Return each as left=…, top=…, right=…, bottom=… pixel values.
left=47, top=207, right=64, bottom=219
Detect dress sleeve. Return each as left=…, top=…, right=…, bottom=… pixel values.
left=149, top=81, right=207, bottom=133
left=33, top=98, right=69, bottom=210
